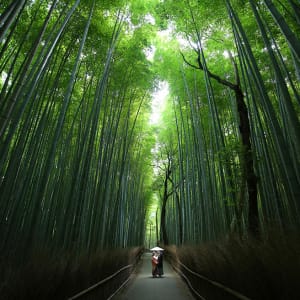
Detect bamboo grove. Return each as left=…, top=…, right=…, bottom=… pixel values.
left=153, top=0, right=300, bottom=245
left=0, top=0, right=156, bottom=262
left=0, top=0, right=300, bottom=264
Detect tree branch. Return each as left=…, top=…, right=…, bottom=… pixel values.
left=180, top=51, right=200, bottom=70
left=167, top=182, right=180, bottom=198
left=180, top=51, right=238, bottom=91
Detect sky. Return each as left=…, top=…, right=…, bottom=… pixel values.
left=149, top=81, right=169, bottom=125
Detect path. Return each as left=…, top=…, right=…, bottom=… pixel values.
left=113, top=252, right=194, bottom=300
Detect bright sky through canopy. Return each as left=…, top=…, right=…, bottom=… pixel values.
left=149, top=81, right=169, bottom=125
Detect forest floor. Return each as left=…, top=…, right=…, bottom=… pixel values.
left=113, top=252, right=194, bottom=300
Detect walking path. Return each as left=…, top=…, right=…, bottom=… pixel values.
left=113, top=252, right=194, bottom=300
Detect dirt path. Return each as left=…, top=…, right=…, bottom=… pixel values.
left=113, top=252, right=195, bottom=300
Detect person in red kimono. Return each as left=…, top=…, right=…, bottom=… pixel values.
left=151, top=251, right=159, bottom=277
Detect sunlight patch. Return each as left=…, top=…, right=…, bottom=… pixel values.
left=149, top=81, right=169, bottom=125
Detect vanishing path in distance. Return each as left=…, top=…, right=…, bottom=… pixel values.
left=113, top=252, right=195, bottom=300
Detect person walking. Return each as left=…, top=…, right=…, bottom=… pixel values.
left=151, top=251, right=159, bottom=277
left=157, top=251, right=164, bottom=277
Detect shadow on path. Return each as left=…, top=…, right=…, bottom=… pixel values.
left=113, top=252, right=194, bottom=300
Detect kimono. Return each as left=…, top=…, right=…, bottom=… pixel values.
left=151, top=253, right=158, bottom=276
left=157, top=252, right=164, bottom=276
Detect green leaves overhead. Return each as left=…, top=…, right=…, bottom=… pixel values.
left=0, top=0, right=156, bottom=261
left=151, top=0, right=300, bottom=243
left=0, top=0, right=299, bottom=266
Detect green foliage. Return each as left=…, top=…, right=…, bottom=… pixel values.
left=0, top=0, right=299, bottom=274
left=148, top=0, right=300, bottom=244
left=0, top=0, right=157, bottom=265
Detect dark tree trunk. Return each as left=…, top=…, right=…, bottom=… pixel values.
left=175, top=191, right=183, bottom=244
left=161, top=168, right=170, bottom=245
left=181, top=50, right=259, bottom=236
left=235, top=86, right=259, bottom=236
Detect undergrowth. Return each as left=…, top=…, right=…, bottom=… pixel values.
left=0, top=247, right=143, bottom=300
left=2, top=230, right=299, bottom=299
left=166, top=230, right=300, bottom=300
